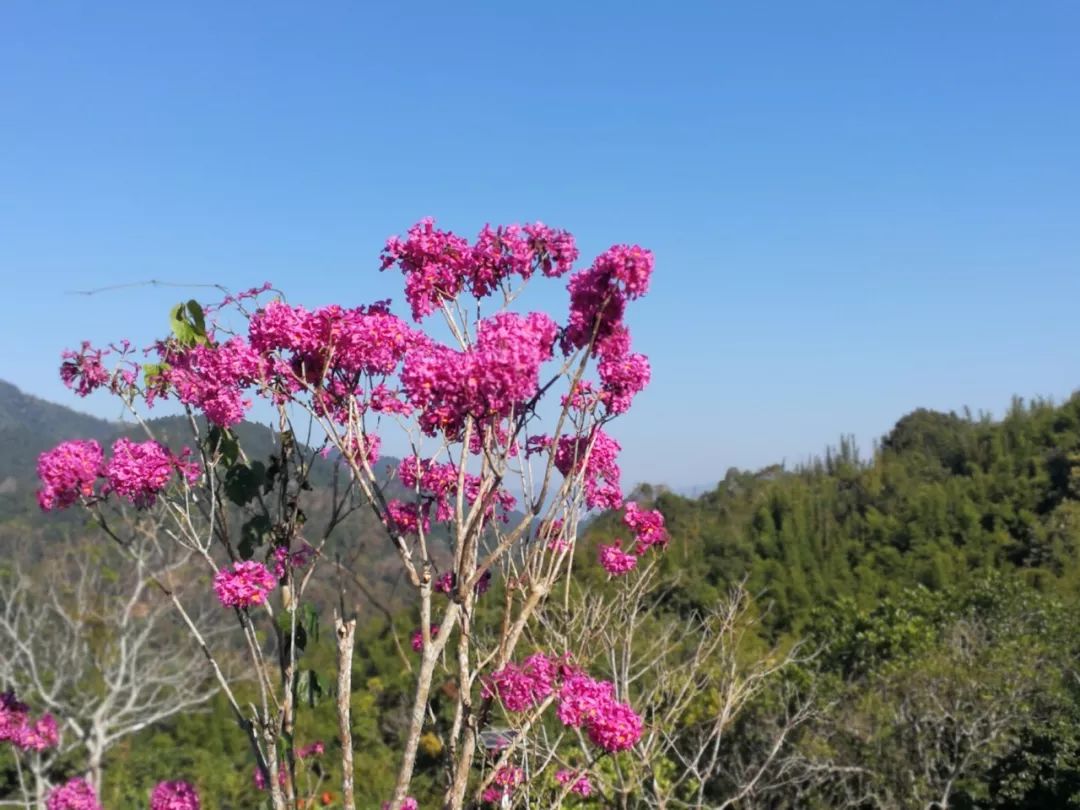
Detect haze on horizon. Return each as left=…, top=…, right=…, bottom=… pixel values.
left=1, top=1, right=1078, bottom=490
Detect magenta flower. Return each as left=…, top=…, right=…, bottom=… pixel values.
left=0, top=691, right=30, bottom=743
left=556, top=769, right=593, bottom=797
left=213, top=561, right=276, bottom=608
left=60, top=341, right=112, bottom=397
left=411, top=625, right=440, bottom=653
left=37, top=440, right=103, bottom=511
left=103, top=438, right=174, bottom=507
left=150, top=780, right=201, bottom=810
left=623, top=502, right=668, bottom=553
left=295, top=740, right=325, bottom=759
left=16, top=713, right=59, bottom=751
left=598, top=542, right=638, bottom=576
left=46, top=778, right=102, bottom=810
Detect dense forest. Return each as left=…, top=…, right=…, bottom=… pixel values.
left=3, top=382, right=1080, bottom=808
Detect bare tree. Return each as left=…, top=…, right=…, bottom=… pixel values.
left=795, top=613, right=1056, bottom=810
left=0, top=535, right=223, bottom=806
left=524, top=563, right=817, bottom=809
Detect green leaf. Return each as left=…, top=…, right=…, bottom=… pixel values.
left=142, top=362, right=169, bottom=388
left=296, top=669, right=323, bottom=708
left=238, top=515, right=271, bottom=560
left=277, top=611, right=307, bottom=654
left=169, top=300, right=209, bottom=347
left=186, top=299, right=207, bottom=336
left=304, top=604, right=320, bottom=645
left=225, top=462, right=266, bottom=506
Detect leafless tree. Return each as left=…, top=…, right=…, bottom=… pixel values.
left=519, top=564, right=817, bottom=809
left=0, top=535, right=223, bottom=807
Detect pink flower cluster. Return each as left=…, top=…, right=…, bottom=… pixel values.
left=0, top=691, right=59, bottom=752
left=481, top=765, right=525, bottom=805
left=213, top=561, right=277, bottom=608
left=563, top=244, right=654, bottom=354
left=60, top=341, right=112, bottom=397
left=555, top=769, right=593, bottom=797
left=558, top=672, right=643, bottom=752
left=537, top=518, right=572, bottom=552
left=253, top=767, right=287, bottom=791
left=104, top=438, right=180, bottom=507
left=46, top=778, right=101, bottom=810
left=36, top=440, right=102, bottom=511
left=598, top=542, right=638, bottom=576
left=597, top=503, right=669, bottom=576
left=271, top=543, right=315, bottom=579
left=624, top=502, right=668, bottom=553
left=486, top=654, right=642, bottom=753
left=387, top=456, right=516, bottom=536
left=295, top=740, right=325, bottom=759
left=381, top=798, right=418, bottom=810
left=150, top=780, right=201, bottom=810
left=433, top=568, right=493, bottom=598
left=552, top=429, right=623, bottom=510
left=37, top=439, right=200, bottom=512
left=381, top=218, right=577, bottom=321
left=595, top=328, right=651, bottom=415
left=486, top=653, right=562, bottom=712
left=249, top=299, right=419, bottom=391
left=411, top=624, right=441, bottom=653
left=157, top=337, right=263, bottom=427
left=400, top=311, right=557, bottom=437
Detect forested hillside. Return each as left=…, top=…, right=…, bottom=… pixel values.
left=584, top=394, right=1080, bottom=638
left=4, top=384, right=1080, bottom=807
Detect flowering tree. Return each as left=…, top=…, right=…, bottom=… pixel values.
left=33, top=218, right=664, bottom=809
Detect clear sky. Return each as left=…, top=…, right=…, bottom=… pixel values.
left=1, top=1, right=1078, bottom=490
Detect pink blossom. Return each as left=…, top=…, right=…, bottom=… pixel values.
left=382, top=799, right=418, bottom=810
left=597, top=334, right=651, bottom=415
left=342, top=433, right=381, bottom=468
left=562, top=244, right=653, bottom=354
left=37, top=440, right=103, bottom=511
left=384, top=500, right=431, bottom=536
left=539, top=519, right=573, bottom=553
left=434, top=569, right=493, bottom=598
left=0, top=691, right=29, bottom=743
left=253, top=767, right=287, bottom=791
left=59, top=342, right=111, bottom=397
left=554, top=430, right=623, bottom=511
left=103, top=438, right=174, bottom=507
left=623, top=502, right=669, bottom=553
left=158, top=337, right=263, bottom=427
left=555, top=769, right=593, bottom=797
left=598, top=542, right=638, bottom=576
left=381, top=218, right=473, bottom=320
left=557, top=673, right=642, bottom=753
left=486, top=653, right=559, bottom=712
left=401, top=312, right=556, bottom=437
left=16, top=713, right=59, bottom=751
left=213, top=561, right=276, bottom=608
left=411, top=624, right=440, bottom=653
left=271, top=543, right=315, bottom=579
left=557, top=673, right=615, bottom=728
left=585, top=696, right=643, bottom=752
left=46, top=778, right=102, bottom=810
left=381, top=219, right=577, bottom=321
left=150, top=780, right=201, bottom=810
left=482, top=765, right=524, bottom=804
left=295, top=740, right=325, bottom=759
left=523, top=222, right=578, bottom=277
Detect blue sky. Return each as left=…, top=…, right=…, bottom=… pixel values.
left=1, top=1, right=1078, bottom=489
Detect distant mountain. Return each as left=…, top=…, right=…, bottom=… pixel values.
left=0, top=381, right=119, bottom=512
